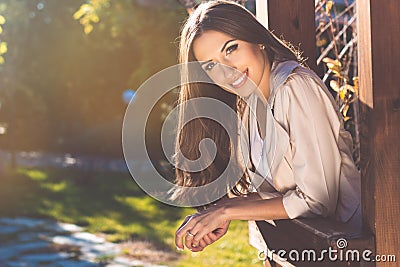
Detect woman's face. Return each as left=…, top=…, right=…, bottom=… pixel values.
left=192, top=30, right=270, bottom=98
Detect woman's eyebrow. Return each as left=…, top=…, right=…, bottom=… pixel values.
left=220, top=39, right=236, bottom=52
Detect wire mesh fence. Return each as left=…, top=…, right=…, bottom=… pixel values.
left=315, top=0, right=360, bottom=167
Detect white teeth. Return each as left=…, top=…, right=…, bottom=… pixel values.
left=232, top=72, right=246, bottom=86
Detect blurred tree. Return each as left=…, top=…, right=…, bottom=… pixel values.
left=0, top=0, right=185, bottom=157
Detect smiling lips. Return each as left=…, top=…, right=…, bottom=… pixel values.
left=230, top=69, right=248, bottom=89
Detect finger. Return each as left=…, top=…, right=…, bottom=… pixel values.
left=193, top=227, right=216, bottom=246
left=184, top=229, right=197, bottom=249
left=189, top=221, right=209, bottom=247
left=177, top=215, right=192, bottom=232
left=189, top=238, right=206, bottom=252
left=190, top=240, right=206, bottom=252
left=175, top=226, right=189, bottom=249
left=199, top=239, right=207, bottom=248
left=202, top=234, right=213, bottom=245
left=189, top=245, right=204, bottom=252
left=175, top=216, right=196, bottom=249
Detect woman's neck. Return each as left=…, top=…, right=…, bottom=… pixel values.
left=255, top=57, right=272, bottom=107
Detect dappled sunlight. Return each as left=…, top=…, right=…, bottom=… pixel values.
left=17, top=168, right=48, bottom=181
left=0, top=168, right=186, bottom=245
left=40, top=180, right=67, bottom=192
left=39, top=200, right=67, bottom=220
left=115, top=196, right=159, bottom=218
left=0, top=166, right=260, bottom=266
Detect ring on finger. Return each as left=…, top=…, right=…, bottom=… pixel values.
left=186, top=230, right=195, bottom=237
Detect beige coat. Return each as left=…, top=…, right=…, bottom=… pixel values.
left=239, top=60, right=361, bottom=225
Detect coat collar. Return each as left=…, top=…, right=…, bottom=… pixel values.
left=238, top=60, right=300, bottom=190
left=268, top=60, right=300, bottom=108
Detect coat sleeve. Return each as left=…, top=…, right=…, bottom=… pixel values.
left=272, top=70, right=343, bottom=219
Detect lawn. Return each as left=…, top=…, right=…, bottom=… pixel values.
left=0, top=167, right=263, bottom=266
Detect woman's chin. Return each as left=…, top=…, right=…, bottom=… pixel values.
left=217, top=82, right=256, bottom=99
left=234, top=84, right=257, bottom=98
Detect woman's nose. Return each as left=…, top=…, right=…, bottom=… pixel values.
left=220, top=63, right=236, bottom=81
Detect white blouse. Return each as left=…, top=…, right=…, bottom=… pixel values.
left=242, top=60, right=361, bottom=226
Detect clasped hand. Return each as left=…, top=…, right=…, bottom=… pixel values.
left=175, top=205, right=230, bottom=252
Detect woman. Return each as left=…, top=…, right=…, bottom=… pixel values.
left=173, top=0, right=361, bottom=252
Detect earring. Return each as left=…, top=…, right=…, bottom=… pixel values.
left=260, top=44, right=265, bottom=50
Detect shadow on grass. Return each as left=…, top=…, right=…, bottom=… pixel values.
left=0, top=167, right=187, bottom=249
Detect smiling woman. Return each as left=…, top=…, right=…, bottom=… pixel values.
left=193, top=30, right=268, bottom=98
left=170, top=0, right=361, bottom=261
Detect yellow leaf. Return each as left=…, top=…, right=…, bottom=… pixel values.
left=0, top=26, right=2, bottom=34
left=343, top=116, right=351, bottom=122
left=0, top=56, right=4, bottom=64
left=329, top=80, right=340, bottom=92
left=91, top=0, right=101, bottom=9
left=339, top=89, right=346, bottom=100
left=0, top=42, right=7, bottom=54
left=353, top=77, right=359, bottom=88
left=342, top=104, right=350, bottom=116
left=316, top=38, right=327, bottom=47
left=324, top=58, right=342, bottom=75
left=327, top=62, right=341, bottom=75
left=0, top=15, right=5, bottom=25
left=323, top=57, right=342, bottom=68
left=84, top=24, right=93, bottom=34
left=322, top=57, right=334, bottom=64
left=73, top=7, right=86, bottom=20
left=80, top=17, right=89, bottom=25
left=326, top=1, right=334, bottom=14
left=73, top=4, right=92, bottom=20
left=89, top=13, right=99, bottom=23
left=81, top=4, right=93, bottom=13
left=73, top=10, right=84, bottom=20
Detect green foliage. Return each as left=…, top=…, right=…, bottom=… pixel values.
left=1, top=167, right=181, bottom=243
left=0, top=0, right=186, bottom=156
left=0, top=11, right=6, bottom=65
left=73, top=0, right=109, bottom=34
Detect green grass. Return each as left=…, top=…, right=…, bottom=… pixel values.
left=0, top=167, right=263, bottom=267
left=170, top=220, right=262, bottom=267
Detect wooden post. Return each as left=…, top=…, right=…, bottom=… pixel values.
left=357, top=0, right=400, bottom=265
left=251, top=1, right=399, bottom=266
left=255, top=0, right=268, bottom=28
left=257, top=0, right=317, bottom=72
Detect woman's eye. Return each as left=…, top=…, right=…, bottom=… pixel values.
left=205, top=62, right=216, bottom=71
left=226, top=44, right=238, bottom=55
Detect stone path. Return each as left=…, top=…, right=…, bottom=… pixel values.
left=0, top=217, right=168, bottom=267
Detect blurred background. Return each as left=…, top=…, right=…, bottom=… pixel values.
left=0, top=0, right=182, bottom=158
left=0, top=0, right=357, bottom=266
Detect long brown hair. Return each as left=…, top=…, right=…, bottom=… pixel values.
left=171, top=0, right=301, bottom=205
